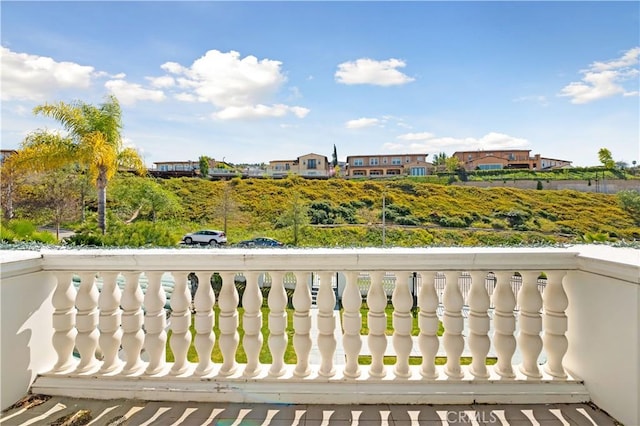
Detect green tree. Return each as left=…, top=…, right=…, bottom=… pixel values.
left=199, top=155, right=211, bottom=178
left=445, top=156, right=460, bottom=172
left=276, top=191, right=309, bottom=246
left=111, top=176, right=183, bottom=222
left=332, top=144, right=338, bottom=167
left=598, top=148, right=615, bottom=169
left=11, top=95, right=145, bottom=234
left=617, top=189, right=640, bottom=224
left=19, top=169, right=81, bottom=240
left=215, top=181, right=238, bottom=236
left=0, top=156, right=21, bottom=220
left=433, top=152, right=448, bottom=166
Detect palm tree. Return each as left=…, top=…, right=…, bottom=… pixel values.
left=11, top=95, right=145, bottom=234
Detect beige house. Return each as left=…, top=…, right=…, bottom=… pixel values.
left=267, top=153, right=330, bottom=177
left=453, top=150, right=572, bottom=171
left=345, top=153, right=432, bottom=177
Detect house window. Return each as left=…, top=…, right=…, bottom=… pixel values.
left=353, top=170, right=366, bottom=176
left=478, top=164, right=502, bottom=170
left=392, top=157, right=402, bottom=165
left=353, top=158, right=364, bottom=166
left=285, top=164, right=290, bottom=170
left=370, top=170, right=382, bottom=176
left=382, top=157, right=388, bottom=164
left=308, top=159, right=317, bottom=169
left=410, top=167, right=426, bottom=176
left=159, top=165, right=168, bottom=171
left=369, top=158, right=379, bottom=166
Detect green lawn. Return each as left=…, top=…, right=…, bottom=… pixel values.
left=166, top=304, right=496, bottom=366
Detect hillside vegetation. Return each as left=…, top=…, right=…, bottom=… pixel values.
left=147, top=175, right=639, bottom=247
left=4, top=173, right=638, bottom=247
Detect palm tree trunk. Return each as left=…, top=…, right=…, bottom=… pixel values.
left=97, top=168, right=108, bottom=234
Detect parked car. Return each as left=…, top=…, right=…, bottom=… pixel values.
left=236, top=237, right=284, bottom=248
left=182, top=230, right=227, bottom=246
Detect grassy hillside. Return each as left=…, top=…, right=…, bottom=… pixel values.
left=150, top=176, right=639, bottom=247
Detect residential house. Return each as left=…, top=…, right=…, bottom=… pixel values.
left=267, top=153, right=330, bottom=178
left=0, top=149, right=17, bottom=164
left=345, top=153, right=432, bottom=178
left=151, top=158, right=223, bottom=178
left=453, top=149, right=572, bottom=171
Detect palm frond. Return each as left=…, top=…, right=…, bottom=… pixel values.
left=13, top=131, right=77, bottom=173
left=33, top=102, right=87, bottom=138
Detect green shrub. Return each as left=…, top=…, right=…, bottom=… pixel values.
left=64, top=233, right=105, bottom=246
left=617, top=189, right=640, bottom=224
left=438, top=216, right=468, bottom=228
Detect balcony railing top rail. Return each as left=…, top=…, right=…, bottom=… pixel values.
left=36, top=247, right=583, bottom=273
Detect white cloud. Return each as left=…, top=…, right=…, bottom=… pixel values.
left=147, top=75, right=175, bottom=88
left=384, top=131, right=529, bottom=153
left=213, top=104, right=310, bottom=120
left=335, top=58, right=414, bottom=86
left=345, top=117, right=380, bottom=129
left=175, top=92, right=197, bottom=102
left=559, top=47, right=640, bottom=104
left=156, top=49, right=307, bottom=120
left=0, top=47, right=94, bottom=101
left=397, top=132, right=435, bottom=141
left=104, top=79, right=166, bottom=105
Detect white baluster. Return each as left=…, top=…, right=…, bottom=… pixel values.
left=292, top=272, right=312, bottom=377
left=144, top=271, right=167, bottom=375
left=218, top=272, right=239, bottom=376
left=75, top=272, right=100, bottom=373
left=491, top=272, right=517, bottom=379
left=367, top=271, right=387, bottom=378
left=468, top=271, right=491, bottom=379
left=342, top=271, right=362, bottom=378
left=242, top=271, right=263, bottom=377
left=170, top=272, right=192, bottom=375
left=543, top=271, right=568, bottom=379
left=193, top=271, right=215, bottom=376
left=392, top=272, right=413, bottom=379
left=98, top=272, right=122, bottom=374
left=317, top=271, right=337, bottom=377
left=442, top=272, right=464, bottom=379
left=121, top=272, right=144, bottom=374
left=51, top=272, right=77, bottom=373
left=517, top=271, right=543, bottom=379
left=418, top=271, right=439, bottom=379
left=267, top=272, right=288, bottom=377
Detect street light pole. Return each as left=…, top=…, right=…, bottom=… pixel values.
left=382, top=190, right=386, bottom=246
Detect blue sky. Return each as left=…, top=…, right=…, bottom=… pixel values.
left=2, top=1, right=639, bottom=167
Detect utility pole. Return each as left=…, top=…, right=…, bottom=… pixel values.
left=382, top=190, right=386, bottom=246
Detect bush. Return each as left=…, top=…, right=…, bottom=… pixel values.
left=439, top=216, right=469, bottom=228
left=0, top=219, right=57, bottom=244
left=617, top=189, right=640, bottom=224
left=64, top=233, right=105, bottom=246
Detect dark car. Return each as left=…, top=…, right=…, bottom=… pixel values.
left=236, top=237, right=284, bottom=248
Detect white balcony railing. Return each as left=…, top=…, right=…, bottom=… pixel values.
left=1, top=246, right=638, bottom=425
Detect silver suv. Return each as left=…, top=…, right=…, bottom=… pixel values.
left=182, top=230, right=227, bottom=246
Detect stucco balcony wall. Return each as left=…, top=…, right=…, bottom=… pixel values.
left=1, top=246, right=638, bottom=425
